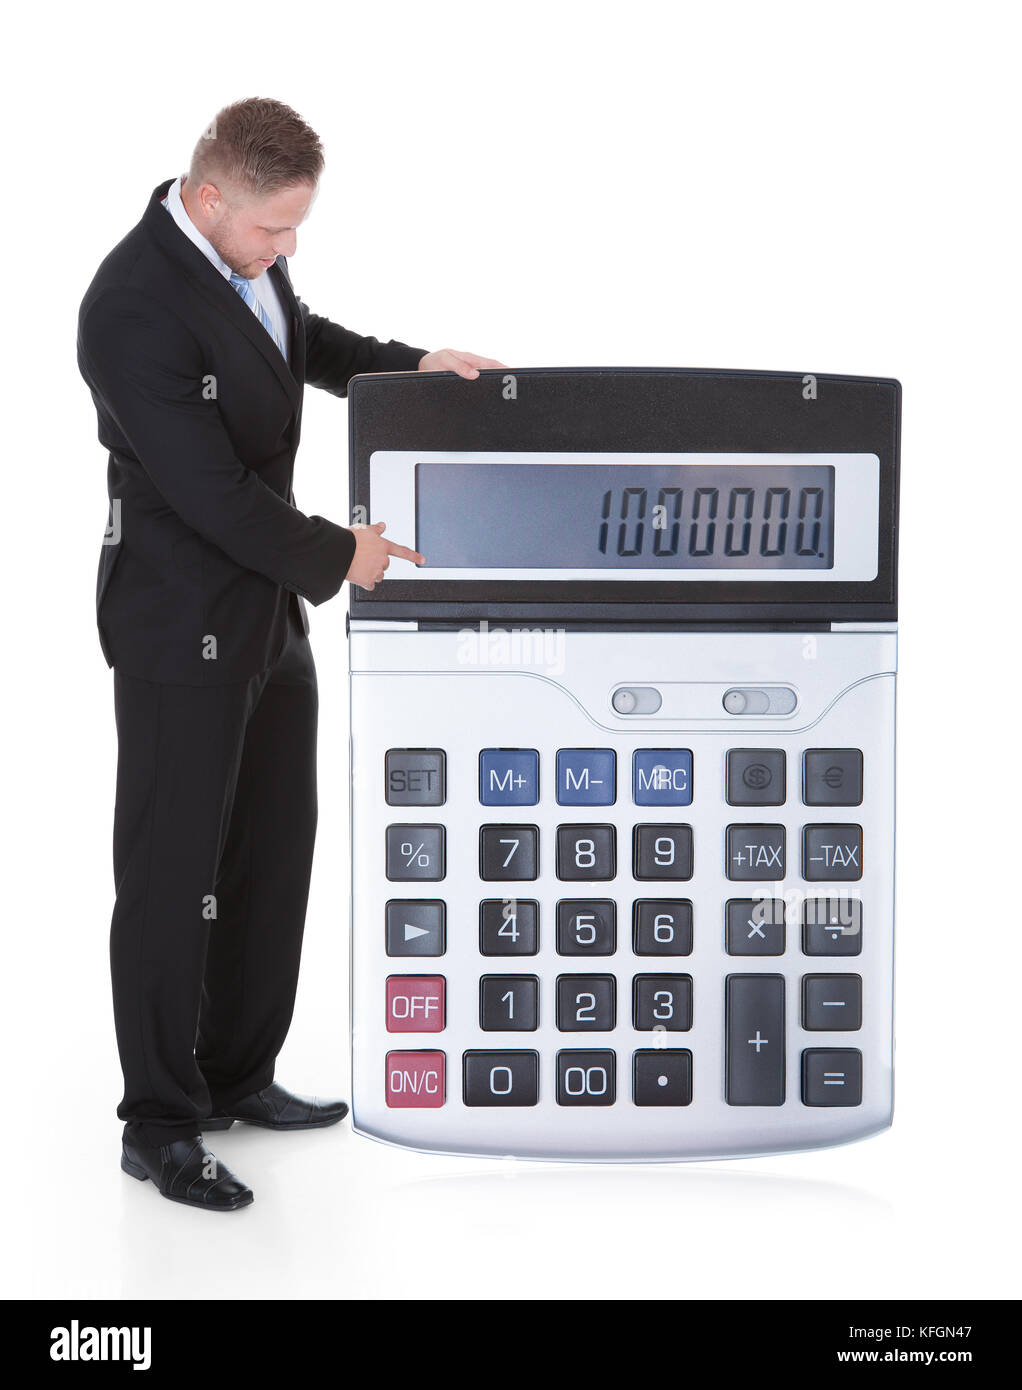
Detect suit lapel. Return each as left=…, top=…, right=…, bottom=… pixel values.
left=269, top=259, right=306, bottom=386
left=144, top=180, right=302, bottom=415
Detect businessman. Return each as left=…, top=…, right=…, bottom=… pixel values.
left=77, top=97, right=504, bottom=1211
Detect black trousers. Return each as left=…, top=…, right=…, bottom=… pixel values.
left=109, top=600, right=319, bottom=1147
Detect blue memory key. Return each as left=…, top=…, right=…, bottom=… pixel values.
left=479, top=749, right=539, bottom=805
left=632, top=749, right=693, bottom=805
left=556, top=749, right=616, bottom=805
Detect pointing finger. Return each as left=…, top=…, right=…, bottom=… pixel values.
left=384, top=542, right=427, bottom=563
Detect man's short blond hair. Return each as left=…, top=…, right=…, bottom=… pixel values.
left=189, top=97, right=324, bottom=196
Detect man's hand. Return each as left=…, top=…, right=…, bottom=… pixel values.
left=347, top=521, right=425, bottom=590
left=417, top=349, right=507, bottom=379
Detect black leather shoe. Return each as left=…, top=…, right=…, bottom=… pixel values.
left=121, top=1135, right=254, bottom=1211
left=203, top=1081, right=348, bottom=1132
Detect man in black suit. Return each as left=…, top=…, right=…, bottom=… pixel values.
left=78, top=97, right=503, bottom=1210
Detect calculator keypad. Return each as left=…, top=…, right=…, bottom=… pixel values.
left=355, top=654, right=893, bottom=1160
left=382, top=750, right=872, bottom=1101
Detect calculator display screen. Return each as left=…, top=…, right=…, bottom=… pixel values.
left=415, top=461, right=835, bottom=570
left=370, top=450, right=880, bottom=584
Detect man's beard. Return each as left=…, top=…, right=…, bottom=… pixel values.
left=207, top=224, right=264, bottom=279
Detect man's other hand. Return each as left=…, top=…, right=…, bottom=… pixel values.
left=347, top=521, right=425, bottom=590
left=417, top=349, right=507, bottom=379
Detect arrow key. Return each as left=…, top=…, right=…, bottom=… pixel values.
left=385, top=900, right=446, bottom=957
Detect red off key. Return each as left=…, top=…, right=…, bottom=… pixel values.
left=386, top=975, right=446, bottom=1032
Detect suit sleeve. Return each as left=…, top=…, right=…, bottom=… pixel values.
left=78, top=286, right=356, bottom=604
left=298, top=295, right=428, bottom=397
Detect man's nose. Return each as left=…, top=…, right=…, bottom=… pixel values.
left=274, top=232, right=298, bottom=258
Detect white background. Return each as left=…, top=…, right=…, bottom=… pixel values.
left=2, top=0, right=1019, bottom=1300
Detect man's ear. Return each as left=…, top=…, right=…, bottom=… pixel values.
left=197, top=182, right=224, bottom=220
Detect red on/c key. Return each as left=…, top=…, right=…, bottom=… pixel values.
left=386, top=1051, right=445, bottom=1107
left=386, top=975, right=446, bottom=1032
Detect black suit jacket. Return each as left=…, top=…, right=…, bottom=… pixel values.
left=77, top=177, right=427, bottom=684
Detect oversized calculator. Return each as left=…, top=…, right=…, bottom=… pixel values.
left=347, top=367, right=899, bottom=1161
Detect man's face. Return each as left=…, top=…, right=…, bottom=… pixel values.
left=188, top=177, right=317, bottom=278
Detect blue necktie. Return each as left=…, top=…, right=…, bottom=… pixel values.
left=229, top=271, right=286, bottom=358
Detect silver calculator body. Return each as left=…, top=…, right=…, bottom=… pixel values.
left=346, top=368, right=900, bottom=1162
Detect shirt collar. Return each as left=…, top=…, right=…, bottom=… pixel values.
left=162, top=174, right=234, bottom=281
